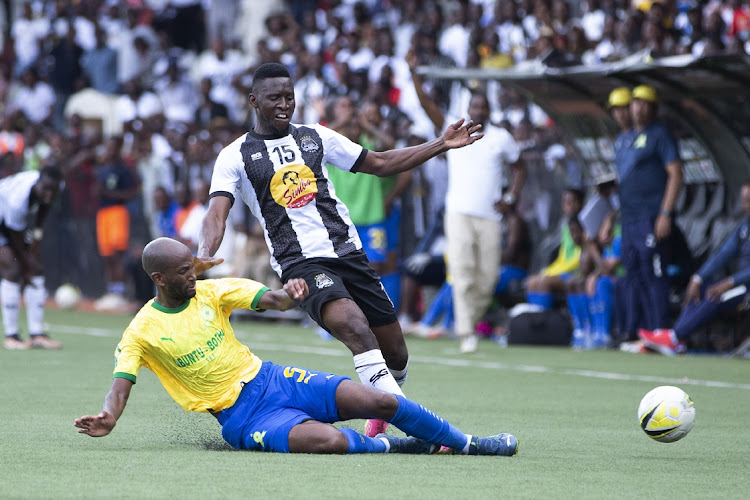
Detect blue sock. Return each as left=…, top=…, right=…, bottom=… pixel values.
left=575, top=294, right=590, bottom=332
left=588, top=295, right=603, bottom=336
left=422, top=283, right=451, bottom=325
left=597, top=278, right=614, bottom=335
left=443, top=299, right=454, bottom=330
left=381, top=273, right=401, bottom=312
left=528, top=292, right=553, bottom=310
left=340, top=428, right=388, bottom=454
left=567, top=294, right=584, bottom=330
left=388, top=395, right=468, bottom=451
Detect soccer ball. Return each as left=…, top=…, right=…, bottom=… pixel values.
left=54, top=283, right=82, bottom=310
left=637, top=386, right=695, bottom=443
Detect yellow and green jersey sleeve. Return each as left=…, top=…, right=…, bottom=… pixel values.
left=113, top=279, right=269, bottom=413
left=542, top=225, right=581, bottom=276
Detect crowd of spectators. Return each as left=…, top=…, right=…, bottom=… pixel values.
left=0, top=0, right=747, bottom=350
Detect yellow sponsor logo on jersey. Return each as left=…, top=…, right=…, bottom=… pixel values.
left=175, top=347, right=207, bottom=367
left=253, top=430, right=267, bottom=449
left=172, top=329, right=226, bottom=367
left=270, top=164, right=317, bottom=209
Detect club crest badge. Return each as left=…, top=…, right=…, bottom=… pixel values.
left=300, top=136, right=319, bottom=152
left=315, top=273, right=334, bottom=289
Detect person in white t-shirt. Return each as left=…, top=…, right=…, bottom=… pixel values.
left=409, top=51, right=526, bottom=354
left=11, top=69, right=55, bottom=125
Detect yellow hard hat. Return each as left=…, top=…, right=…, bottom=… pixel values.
left=632, top=85, right=658, bottom=103
left=607, top=87, right=632, bottom=108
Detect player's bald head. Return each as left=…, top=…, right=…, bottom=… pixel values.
left=142, top=238, right=191, bottom=276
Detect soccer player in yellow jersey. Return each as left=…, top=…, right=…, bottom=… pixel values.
left=75, top=238, right=519, bottom=455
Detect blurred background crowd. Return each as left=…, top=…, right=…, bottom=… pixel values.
left=0, top=0, right=748, bottom=352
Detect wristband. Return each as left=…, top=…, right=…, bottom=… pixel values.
left=690, top=274, right=703, bottom=285
left=502, top=193, right=517, bottom=205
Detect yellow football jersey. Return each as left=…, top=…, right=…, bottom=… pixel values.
left=113, top=278, right=269, bottom=413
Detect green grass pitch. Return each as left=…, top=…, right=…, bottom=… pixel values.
left=1, top=308, right=749, bottom=499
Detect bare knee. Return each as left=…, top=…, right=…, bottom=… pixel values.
left=373, top=323, right=409, bottom=370
left=369, top=391, right=399, bottom=420
left=288, top=424, right=350, bottom=454
left=312, top=430, right=350, bottom=454
left=525, top=275, right=540, bottom=291
left=322, top=299, right=379, bottom=354
left=0, top=253, right=22, bottom=282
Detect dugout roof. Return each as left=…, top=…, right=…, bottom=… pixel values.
left=416, top=52, right=750, bottom=191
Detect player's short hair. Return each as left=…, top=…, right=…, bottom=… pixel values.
left=564, top=186, right=585, bottom=205
left=40, top=165, right=63, bottom=183
left=469, top=91, right=489, bottom=105
left=251, top=63, right=291, bottom=93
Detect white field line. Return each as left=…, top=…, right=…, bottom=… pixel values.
left=51, top=323, right=750, bottom=391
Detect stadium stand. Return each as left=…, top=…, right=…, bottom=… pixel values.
left=0, top=0, right=748, bottom=354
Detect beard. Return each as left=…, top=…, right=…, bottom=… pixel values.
left=166, top=282, right=196, bottom=303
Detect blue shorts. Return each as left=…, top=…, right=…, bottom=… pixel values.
left=356, top=223, right=387, bottom=263
left=217, top=361, right=350, bottom=452
left=495, top=266, right=527, bottom=294
left=383, top=205, right=401, bottom=253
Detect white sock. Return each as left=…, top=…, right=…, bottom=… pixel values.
left=390, top=360, right=409, bottom=387
left=23, top=276, right=46, bottom=335
left=1, top=279, right=21, bottom=335
left=353, top=349, right=405, bottom=397
left=378, top=437, right=391, bottom=453
left=459, top=434, right=472, bottom=454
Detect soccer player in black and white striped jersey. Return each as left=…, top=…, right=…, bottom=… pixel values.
left=0, top=166, right=64, bottom=350
left=198, top=63, right=483, bottom=437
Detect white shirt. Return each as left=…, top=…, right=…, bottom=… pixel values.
left=12, top=83, right=55, bottom=124
left=192, top=49, right=245, bottom=103
left=444, top=118, right=521, bottom=220
left=497, top=22, right=528, bottom=59
left=0, top=171, right=40, bottom=231
left=293, top=74, right=327, bottom=125
left=114, top=92, right=163, bottom=123
left=13, top=17, right=50, bottom=69
left=154, top=78, right=197, bottom=123
left=439, top=24, right=470, bottom=68
left=582, top=10, right=606, bottom=42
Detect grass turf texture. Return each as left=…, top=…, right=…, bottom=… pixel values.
left=1, top=308, right=749, bottom=499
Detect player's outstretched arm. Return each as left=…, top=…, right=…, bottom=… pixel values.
left=197, top=196, right=232, bottom=263
left=257, top=278, right=309, bottom=311
left=74, top=378, right=133, bottom=437
left=358, top=118, right=483, bottom=178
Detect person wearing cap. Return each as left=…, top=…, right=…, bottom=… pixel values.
left=606, top=86, right=640, bottom=345
left=607, top=87, right=632, bottom=132
left=615, top=84, right=683, bottom=338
